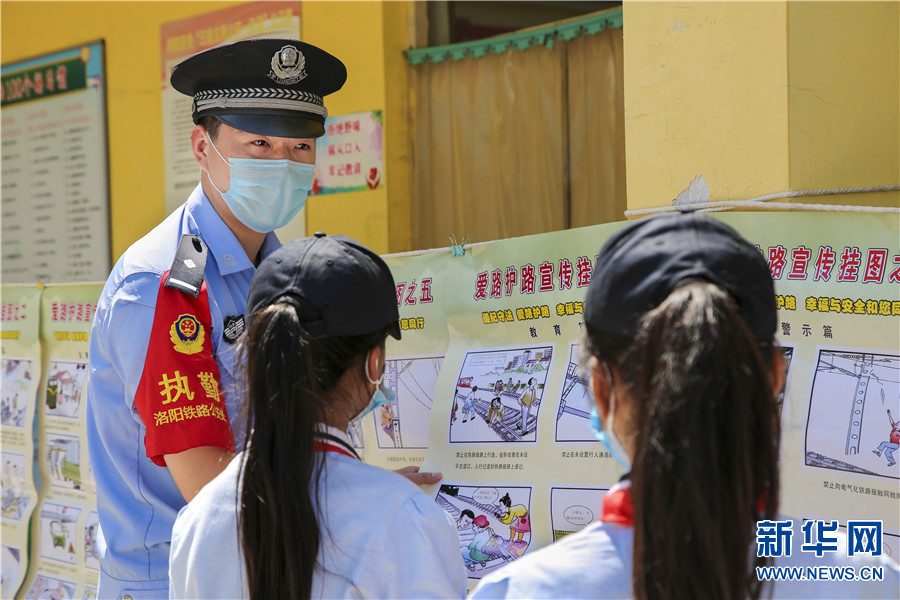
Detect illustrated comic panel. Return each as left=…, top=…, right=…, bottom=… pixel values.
left=435, top=482, right=534, bottom=580
left=84, top=510, right=100, bottom=572
left=800, top=516, right=899, bottom=565
left=804, top=349, right=900, bottom=481
left=1, top=357, right=34, bottom=429
left=374, top=355, right=443, bottom=450
left=44, top=358, right=89, bottom=420
left=449, top=345, right=554, bottom=444
left=45, top=431, right=83, bottom=490
left=555, top=342, right=593, bottom=443
left=1, top=544, right=21, bottom=598
left=347, top=420, right=365, bottom=451
left=775, top=344, right=796, bottom=424
left=1, top=450, right=31, bottom=522
left=549, top=485, right=609, bottom=542
left=27, top=573, right=77, bottom=600
left=38, top=501, right=82, bottom=567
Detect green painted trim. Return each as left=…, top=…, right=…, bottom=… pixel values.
left=405, top=7, right=622, bottom=66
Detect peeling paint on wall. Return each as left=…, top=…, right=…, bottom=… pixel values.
left=673, top=175, right=711, bottom=206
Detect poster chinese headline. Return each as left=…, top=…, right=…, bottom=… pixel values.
left=311, top=111, right=384, bottom=195
left=159, top=2, right=303, bottom=239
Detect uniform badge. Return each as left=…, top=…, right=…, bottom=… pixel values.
left=223, top=315, right=245, bottom=344
left=268, top=44, right=307, bottom=85
left=170, top=314, right=206, bottom=355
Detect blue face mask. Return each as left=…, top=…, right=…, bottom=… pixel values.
left=206, top=133, right=315, bottom=233
left=352, top=350, right=397, bottom=424
left=590, top=363, right=632, bottom=471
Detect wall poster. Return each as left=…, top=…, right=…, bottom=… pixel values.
left=1, top=42, right=110, bottom=284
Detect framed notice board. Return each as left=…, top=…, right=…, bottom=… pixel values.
left=1, top=41, right=111, bottom=283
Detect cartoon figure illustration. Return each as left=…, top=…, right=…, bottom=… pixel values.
left=2, top=358, right=32, bottom=428
left=497, top=492, right=530, bottom=553
left=462, top=386, right=478, bottom=423
left=450, top=346, right=552, bottom=444
left=380, top=403, right=395, bottom=436
left=451, top=388, right=459, bottom=424
left=50, top=521, right=67, bottom=548
left=461, top=515, right=512, bottom=571
left=487, top=398, right=505, bottom=425
left=517, top=378, right=537, bottom=434
left=873, top=409, right=900, bottom=467
left=457, top=509, right=476, bottom=548
left=1, top=459, right=27, bottom=520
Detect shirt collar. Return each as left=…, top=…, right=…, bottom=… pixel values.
left=315, top=423, right=355, bottom=448
left=187, top=185, right=281, bottom=275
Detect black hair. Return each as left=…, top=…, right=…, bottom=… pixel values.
left=198, top=115, right=223, bottom=141
left=237, top=300, right=388, bottom=599
left=460, top=509, right=475, bottom=520
left=584, top=282, right=779, bottom=600
left=499, top=493, right=512, bottom=508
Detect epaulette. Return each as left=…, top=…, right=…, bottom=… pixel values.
left=165, top=234, right=208, bottom=298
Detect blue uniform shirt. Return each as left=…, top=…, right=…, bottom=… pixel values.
left=86, top=185, right=280, bottom=599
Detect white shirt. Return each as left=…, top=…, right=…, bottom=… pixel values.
left=169, top=428, right=467, bottom=599
left=471, top=519, right=900, bottom=599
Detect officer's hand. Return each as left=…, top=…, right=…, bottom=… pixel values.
left=395, top=465, right=442, bottom=486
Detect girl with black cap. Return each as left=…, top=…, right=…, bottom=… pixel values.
left=471, top=212, right=898, bottom=599
left=169, top=234, right=467, bottom=599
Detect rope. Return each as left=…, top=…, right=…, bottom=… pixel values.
left=625, top=185, right=900, bottom=218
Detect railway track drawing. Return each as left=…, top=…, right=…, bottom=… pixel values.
left=434, top=483, right=532, bottom=579
left=449, top=345, right=553, bottom=444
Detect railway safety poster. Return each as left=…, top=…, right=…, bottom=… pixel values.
left=16, top=283, right=102, bottom=600
left=1, top=285, right=42, bottom=598
left=1, top=212, right=897, bottom=595
left=406, top=212, right=900, bottom=582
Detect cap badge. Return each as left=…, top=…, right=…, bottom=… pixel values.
left=268, top=44, right=307, bottom=85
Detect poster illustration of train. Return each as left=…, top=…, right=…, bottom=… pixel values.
left=449, top=345, right=554, bottom=444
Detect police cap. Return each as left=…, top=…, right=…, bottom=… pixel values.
left=170, top=39, right=346, bottom=138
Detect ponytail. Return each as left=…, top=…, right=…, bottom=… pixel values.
left=587, top=282, right=779, bottom=600
left=237, top=301, right=386, bottom=599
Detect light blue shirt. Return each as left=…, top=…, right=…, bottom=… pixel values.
left=169, top=427, right=468, bottom=599
left=86, top=185, right=280, bottom=599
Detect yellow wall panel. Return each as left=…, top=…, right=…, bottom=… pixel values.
left=623, top=1, right=790, bottom=211
left=1, top=1, right=409, bottom=260
left=788, top=1, right=900, bottom=207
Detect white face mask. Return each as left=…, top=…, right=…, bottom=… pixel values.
left=206, top=133, right=315, bottom=233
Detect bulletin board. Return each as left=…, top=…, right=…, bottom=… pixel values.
left=0, top=41, right=110, bottom=284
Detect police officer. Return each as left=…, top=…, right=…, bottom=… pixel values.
left=86, top=39, right=437, bottom=599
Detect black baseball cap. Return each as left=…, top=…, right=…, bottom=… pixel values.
left=170, top=39, right=346, bottom=138
left=584, top=212, right=776, bottom=341
left=247, top=233, right=401, bottom=340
